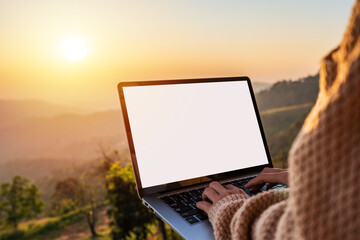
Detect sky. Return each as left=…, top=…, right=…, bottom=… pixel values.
left=0, top=0, right=355, bottom=110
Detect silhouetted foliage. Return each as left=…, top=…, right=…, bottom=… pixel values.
left=0, top=176, right=43, bottom=229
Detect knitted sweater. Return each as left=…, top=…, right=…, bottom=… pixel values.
left=208, top=1, right=360, bottom=239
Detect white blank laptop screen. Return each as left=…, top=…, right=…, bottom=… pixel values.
left=123, top=81, right=268, bottom=188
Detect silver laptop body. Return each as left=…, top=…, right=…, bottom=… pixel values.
left=117, top=77, right=273, bottom=239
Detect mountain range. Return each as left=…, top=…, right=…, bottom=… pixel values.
left=0, top=109, right=127, bottom=161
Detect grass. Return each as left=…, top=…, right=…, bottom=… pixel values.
left=0, top=205, right=113, bottom=240
left=18, top=217, right=58, bottom=231
left=0, top=209, right=85, bottom=240
left=27, top=209, right=85, bottom=239
left=80, top=228, right=111, bottom=240
left=260, top=102, right=314, bottom=115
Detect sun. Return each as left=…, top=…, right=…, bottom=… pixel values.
left=59, top=37, right=89, bottom=62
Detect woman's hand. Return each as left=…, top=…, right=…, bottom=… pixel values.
left=196, top=168, right=288, bottom=214
left=244, top=167, right=289, bottom=191
left=196, top=181, right=246, bottom=214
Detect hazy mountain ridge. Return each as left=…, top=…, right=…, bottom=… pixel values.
left=0, top=110, right=126, bottom=161
left=252, top=82, right=271, bottom=93
left=0, top=99, right=80, bottom=128
left=255, top=74, right=319, bottom=111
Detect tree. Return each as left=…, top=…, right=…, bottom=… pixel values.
left=52, top=177, right=84, bottom=214
left=105, top=162, right=156, bottom=239
left=101, top=150, right=174, bottom=239
left=52, top=177, right=99, bottom=236
left=0, top=176, right=43, bottom=229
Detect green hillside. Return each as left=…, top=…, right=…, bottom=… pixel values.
left=256, top=74, right=319, bottom=111
left=260, top=103, right=313, bottom=133
left=260, top=104, right=314, bottom=168
left=253, top=74, right=319, bottom=168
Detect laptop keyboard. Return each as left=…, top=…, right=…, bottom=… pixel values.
left=160, top=176, right=265, bottom=225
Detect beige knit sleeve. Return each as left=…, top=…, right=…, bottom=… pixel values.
left=229, top=189, right=289, bottom=240
left=208, top=189, right=289, bottom=240
left=208, top=194, right=250, bottom=240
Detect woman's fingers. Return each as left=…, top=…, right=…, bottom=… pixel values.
left=225, top=184, right=246, bottom=194
left=209, top=181, right=231, bottom=195
left=201, top=181, right=246, bottom=204
left=245, top=168, right=289, bottom=190
left=245, top=173, right=277, bottom=190
left=197, top=182, right=246, bottom=214
left=202, top=186, right=221, bottom=203
left=197, top=181, right=249, bottom=214
left=196, top=201, right=212, bottom=214
left=244, top=175, right=266, bottom=190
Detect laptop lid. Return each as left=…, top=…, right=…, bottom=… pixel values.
left=117, top=77, right=272, bottom=198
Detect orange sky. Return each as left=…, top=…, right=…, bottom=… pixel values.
left=0, top=0, right=354, bottom=110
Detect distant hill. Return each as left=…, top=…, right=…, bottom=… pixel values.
left=0, top=110, right=127, bottom=162
left=252, top=82, right=271, bottom=93
left=0, top=99, right=79, bottom=128
left=255, top=74, right=319, bottom=111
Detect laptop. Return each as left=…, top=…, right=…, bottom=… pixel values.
left=117, top=76, right=273, bottom=239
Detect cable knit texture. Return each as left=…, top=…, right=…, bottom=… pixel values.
left=208, top=1, right=360, bottom=239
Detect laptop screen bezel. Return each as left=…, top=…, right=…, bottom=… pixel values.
left=117, top=76, right=273, bottom=198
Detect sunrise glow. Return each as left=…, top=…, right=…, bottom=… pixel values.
left=0, top=0, right=354, bottom=110
left=59, top=37, right=89, bottom=62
